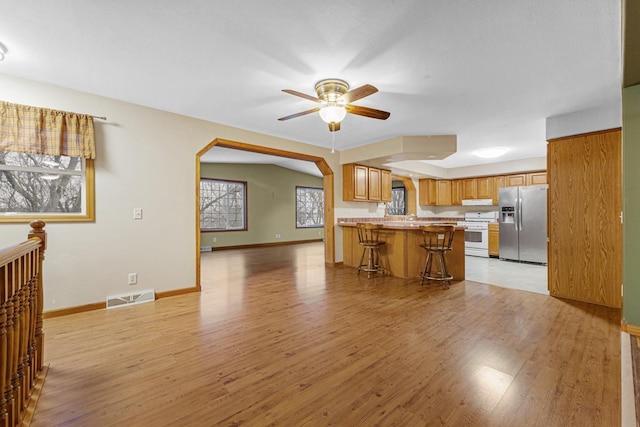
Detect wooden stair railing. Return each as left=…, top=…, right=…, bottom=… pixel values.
left=0, top=221, right=46, bottom=427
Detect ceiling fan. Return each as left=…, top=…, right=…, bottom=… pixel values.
left=278, top=79, right=390, bottom=132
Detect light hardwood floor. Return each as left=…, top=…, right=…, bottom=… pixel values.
left=32, top=242, right=620, bottom=426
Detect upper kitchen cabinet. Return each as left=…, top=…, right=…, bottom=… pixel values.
left=343, top=163, right=392, bottom=202
left=504, top=172, right=547, bottom=187
left=492, top=176, right=506, bottom=204
left=381, top=169, right=392, bottom=202
left=419, top=178, right=437, bottom=205
left=529, top=171, right=547, bottom=185
left=343, top=164, right=368, bottom=200
left=436, top=180, right=452, bottom=205
left=476, top=176, right=494, bottom=199
left=368, top=167, right=381, bottom=201
left=451, top=180, right=462, bottom=205
left=419, top=179, right=453, bottom=206
left=505, top=174, right=527, bottom=187
left=462, top=178, right=477, bottom=199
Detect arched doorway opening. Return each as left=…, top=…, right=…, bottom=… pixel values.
left=195, top=138, right=335, bottom=289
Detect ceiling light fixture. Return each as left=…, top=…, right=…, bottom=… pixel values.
left=474, top=147, right=508, bottom=158
left=318, top=104, right=347, bottom=124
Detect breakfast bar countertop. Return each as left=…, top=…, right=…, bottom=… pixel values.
left=337, top=220, right=466, bottom=230
left=339, top=219, right=466, bottom=281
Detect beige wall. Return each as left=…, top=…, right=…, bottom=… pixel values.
left=0, top=74, right=342, bottom=311
left=200, top=163, right=323, bottom=247
left=623, top=84, right=640, bottom=326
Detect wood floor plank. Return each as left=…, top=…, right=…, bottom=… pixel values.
left=31, top=242, right=621, bottom=426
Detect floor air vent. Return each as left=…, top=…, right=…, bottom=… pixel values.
left=106, top=289, right=155, bottom=309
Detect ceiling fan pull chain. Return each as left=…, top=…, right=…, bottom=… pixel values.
left=331, top=132, right=336, bottom=154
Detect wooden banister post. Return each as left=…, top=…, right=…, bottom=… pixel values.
left=28, top=220, right=46, bottom=372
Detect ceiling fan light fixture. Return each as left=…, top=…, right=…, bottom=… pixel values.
left=474, top=147, right=507, bottom=158
left=319, top=105, right=347, bottom=124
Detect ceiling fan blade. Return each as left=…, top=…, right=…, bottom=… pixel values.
left=282, top=89, right=322, bottom=103
left=345, top=104, right=391, bottom=120
left=339, top=84, right=378, bottom=103
left=328, top=122, right=341, bottom=132
left=278, top=107, right=321, bottom=121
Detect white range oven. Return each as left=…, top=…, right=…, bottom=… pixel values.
left=457, top=211, right=498, bottom=257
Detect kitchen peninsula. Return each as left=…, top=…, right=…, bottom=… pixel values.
left=338, top=218, right=466, bottom=281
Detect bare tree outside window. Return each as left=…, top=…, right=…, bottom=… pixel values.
left=296, top=186, right=324, bottom=228
left=387, top=187, right=406, bottom=215
left=200, top=178, right=247, bottom=230
left=0, top=151, right=84, bottom=214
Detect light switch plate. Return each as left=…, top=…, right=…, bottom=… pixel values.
left=133, top=208, right=143, bottom=220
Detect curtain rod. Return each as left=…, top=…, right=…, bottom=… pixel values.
left=91, top=115, right=107, bottom=120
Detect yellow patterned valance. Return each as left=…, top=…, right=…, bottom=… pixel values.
left=0, top=101, right=95, bottom=159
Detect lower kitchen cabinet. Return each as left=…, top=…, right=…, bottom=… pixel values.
left=488, top=223, right=499, bottom=257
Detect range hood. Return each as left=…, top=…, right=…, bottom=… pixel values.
left=462, top=199, right=493, bottom=206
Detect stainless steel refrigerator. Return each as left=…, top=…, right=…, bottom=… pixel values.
left=498, top=184, right=548, bottom=264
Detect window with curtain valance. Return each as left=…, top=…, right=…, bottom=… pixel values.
left=0, top=101, right=96, bottom=222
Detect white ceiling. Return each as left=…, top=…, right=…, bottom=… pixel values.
left=0, top=1, right=621, bottom=172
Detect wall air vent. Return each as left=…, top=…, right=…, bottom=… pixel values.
left=106, top=289, right=155, bottom=309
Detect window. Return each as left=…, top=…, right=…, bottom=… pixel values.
left=387, top=187, right=406, bottom=215
left=296, top=186, right=324, bottom=228
left=200, top=178, right=247, bottom=231
left=0, top=151, right=95, bottom=222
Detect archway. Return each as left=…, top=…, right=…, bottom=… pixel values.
left=195, top=138, right=335, bottom=289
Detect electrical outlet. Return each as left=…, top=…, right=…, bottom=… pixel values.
left=275, top=233, right=281, bottom=239
left=213, top=237, right=217, bottom=242
left=133, top=208, right=143, bottom=220
left=128, top=273, right=137, bottom=285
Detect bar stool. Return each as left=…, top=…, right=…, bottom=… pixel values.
left=419, top=225, right=455, bottom=289
left=356, top=223, right=386, bottom=278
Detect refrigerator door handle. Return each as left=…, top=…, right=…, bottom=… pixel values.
left=518, top=197, right=523, bottom=231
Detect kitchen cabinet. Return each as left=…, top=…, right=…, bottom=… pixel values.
left=436, top=180, right=452, bottom=205
left=369, top=167, right=381, bottom=201
left=418, top=170, right=547, bottom=206
left=488, top=223, right=499, bottom=257
left=506, top=174, right=527, bottom=187
left=381, top=169, right=392, bottom=202
left=419, top=178, right=437, bottom=205
left=451, top=180, right=462, bottom=206
left=343, top=164, right=393, bottom=202
left=462, top=178, right=477, bottom=199
left=476, top=176, right=494, bottom=199
left=343, top=164, right=369, bottom=200
left=529, top=171, right=547, bottom=185
left=419, top=179, right=453, bottom=206
left=492, top=176, right=505, bottom=204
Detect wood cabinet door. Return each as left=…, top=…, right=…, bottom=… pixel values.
left=381, top=169, right=392, bottom=202
left=493, top=176, right=505, bottom=204
left=354, top=164, right=369, bottom=200
left=506, top=174, right=527, bottom=187
left=462, top=178, right=477, bottom=199
left=418, top=178, right=436, bottom=205
left=529, top=171, right=547, bottom=185
left=548, top=129, right=621, bottom=308
left=436, top=180, right=452, bottom=205
left=488, top=224, right=499, bottom=256
left=476, top=176, right=493, bottom=199
left=368, top=167, right=381, bottom=201
left=451, top=180, right=462, bottom=205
